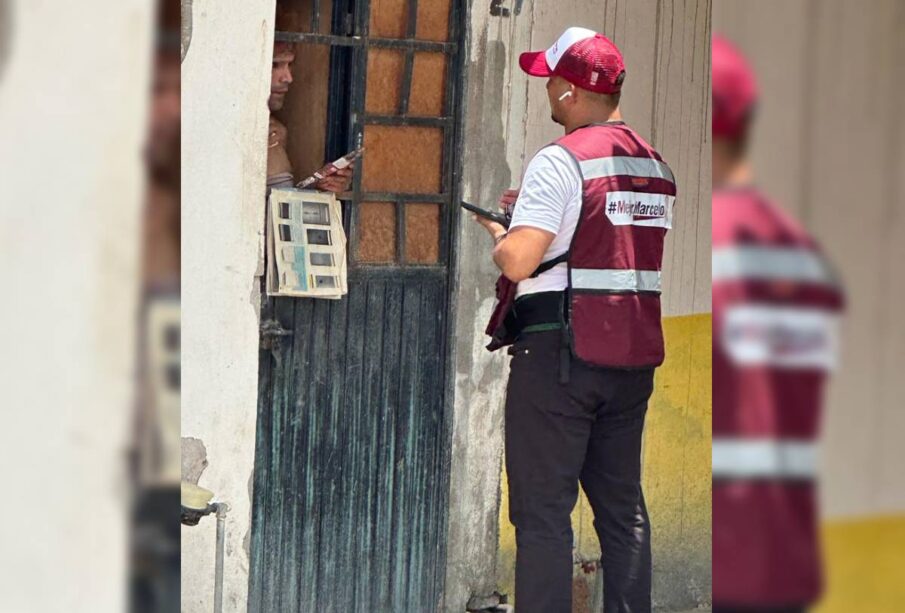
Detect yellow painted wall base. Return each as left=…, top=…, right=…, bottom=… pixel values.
left=497, top=314, right=713, bottom=608
left=815, top=515, right=905, bottom=613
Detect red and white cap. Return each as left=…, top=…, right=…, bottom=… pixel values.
left=519, top=27, right=626, bottom=94
left=712, top=35, right=758, bottom=139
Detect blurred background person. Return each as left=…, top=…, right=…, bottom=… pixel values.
left=130, top=1, right=181, bottom=611
left=713, top=1, right=905, bottom=610
left=143, top=1, right=181, bottom=293
left=711, top=33, right=845, bottom=612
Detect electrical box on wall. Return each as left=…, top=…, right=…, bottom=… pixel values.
left=266, top=188, right=348, bottom=298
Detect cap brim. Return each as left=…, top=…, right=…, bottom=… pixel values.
left=519, top=50, right=553, bottom=76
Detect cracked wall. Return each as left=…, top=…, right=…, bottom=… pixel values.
left=180, top=1, right=276, bottom=611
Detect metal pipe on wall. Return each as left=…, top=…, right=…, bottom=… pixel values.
left=213, top=502, right=229, bottom=613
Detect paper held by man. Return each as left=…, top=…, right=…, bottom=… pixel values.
left=266, top=188, right=348, bottom=299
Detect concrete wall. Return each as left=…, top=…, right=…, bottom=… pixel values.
left=449, top=1, right=712, bottom=610
left=180, top=0, right=275, bottom=611
left=443, top=12, right=520, bottom=611
left=0, top=1, right=152, bottom=611
left=713, top=2, right=905, bottom=611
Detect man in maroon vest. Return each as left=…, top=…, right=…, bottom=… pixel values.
left=472, top=27, right=676, bottom=613
left=711, top=35, right=844, bottom=613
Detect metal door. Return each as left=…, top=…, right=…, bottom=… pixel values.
left=249, top=1, right=463, bottom=610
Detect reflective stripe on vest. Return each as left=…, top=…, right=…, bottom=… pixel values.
left=579, top=156, right=675, bottom=183
left=571, top=268, right=662, bottom=293
left=712, top=438, right=817, bottom=480
left=712, top=245, right=836, bottom=286
left=722, top=304, right=841, bottom=371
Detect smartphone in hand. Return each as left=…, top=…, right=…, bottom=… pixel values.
left=460, top=201, right=511, bottom=228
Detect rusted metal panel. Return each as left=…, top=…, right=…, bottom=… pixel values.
left=249, top=272, right=450, bottom=611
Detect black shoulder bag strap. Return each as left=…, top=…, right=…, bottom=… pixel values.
left=528, top=253, right=569, bottom=278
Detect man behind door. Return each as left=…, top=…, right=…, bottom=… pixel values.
left=266, top=39, right=352, bottom=193
left=473, top=28, right=676, bottom=613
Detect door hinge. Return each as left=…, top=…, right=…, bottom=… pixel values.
left=260, top=319, right=293, bottom=352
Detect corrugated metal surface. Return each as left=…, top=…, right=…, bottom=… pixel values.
left=249, top=269, right=451, bottom=612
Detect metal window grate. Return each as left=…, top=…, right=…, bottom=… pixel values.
left=274, top=0, right=461, bottom=269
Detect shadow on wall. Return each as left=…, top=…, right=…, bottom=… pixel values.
left=446, top=35, right=515, bottom=611
left=463, top=38, right=513, bottom=232
left=180, top=0, right=192, bottom=62
left=0, top=0, right=12, bottom=83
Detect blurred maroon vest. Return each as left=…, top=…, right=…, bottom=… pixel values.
left=712, top=186, right=844, bottom=606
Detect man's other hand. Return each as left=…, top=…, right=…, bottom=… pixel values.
left=315, top=163, right=354, bottom=194
left=499, top=188, right=520, bottom=210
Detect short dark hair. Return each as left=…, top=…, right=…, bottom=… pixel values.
left=584, top=89, right=621, bottom=110
left=727, top=108, right=756, bottom=159
left=726, top=131, right=750, bottom=159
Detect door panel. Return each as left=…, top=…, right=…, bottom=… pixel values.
left=366, top=49, right=406, bottom=113
left=361, top=126, right=444, bottom=194
left=405, top=203, right=441, bottom=264
left=358, top=201, right=397, bottom=262
left=409, top=53, right=447, bottom=115
left=251, top=273, right=449, bottom=611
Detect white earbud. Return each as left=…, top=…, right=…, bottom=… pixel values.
left=558, top=90, right=573, bottom=101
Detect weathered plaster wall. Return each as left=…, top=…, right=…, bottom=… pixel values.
left=714, top=3, right=905, bottom=611
left=180, top=1, right=276, bottom=611
left=443, top=16, right=523, bottom=612
left=0, top=1, right=152, bottom=611
left=450, top=1, right=711, bottom=611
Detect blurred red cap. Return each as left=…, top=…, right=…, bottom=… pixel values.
left=712, top=34, right=758, bottom=139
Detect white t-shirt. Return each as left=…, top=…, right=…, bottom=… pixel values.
left=509, top=145, right=583, bottom=297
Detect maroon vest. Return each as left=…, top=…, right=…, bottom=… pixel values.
left=486, top=122, right=676, bottom=368
left=712, top=186, right=844, bottom=606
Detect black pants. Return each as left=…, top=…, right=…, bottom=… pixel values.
left=505, top=330, right=655, bottom=613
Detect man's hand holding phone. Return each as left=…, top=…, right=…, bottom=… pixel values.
left=315, top=162, right=355, bottom=194
left=467, top=187, right=520, bottom=244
